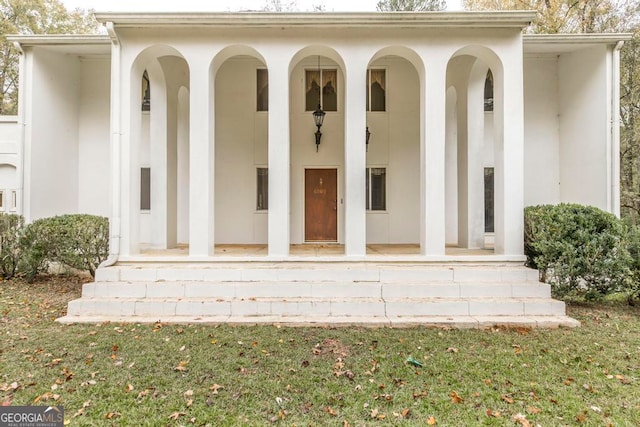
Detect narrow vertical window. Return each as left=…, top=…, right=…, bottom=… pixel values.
left=257, top=168, right=268, bottom=210
left=257, top=69, right=268, bottom=112
left=367, top=69, right=386, bottom=112
left=484, top=167, right=494, bottom=233
left=484, top=70, right=493, bottom=112
left=141, top=167, right=151, bottom=210
left=10, top=191, right=16, bottom=211
left=142, top=70, right=151, bottom=111
left=305, top=69, right=337, bottom=112
left=366, top=167, right=386, bottom=211
left=0, top=191, right=4, bottom=210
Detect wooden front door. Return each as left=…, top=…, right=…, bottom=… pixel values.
left=305, top=168, right=338, bottom=242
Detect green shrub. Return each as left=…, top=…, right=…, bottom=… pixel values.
left=626, top=224, right=640, bottom=303
left=20, top=214, right=109, bottom=279
left=18, top=218, right=54, bottom=281
left=524, top=204, right=631, bottom=300
left=0, top=213, right=24, bottom=279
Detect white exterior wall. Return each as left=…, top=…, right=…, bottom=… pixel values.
left=25, top=48, right=80, bottom=221
left=215, top=57, right=267, bottom=244
left=211, top=56, right=420, bottom=245
left=522, top=56, right=561, bottom=206
left=78, top=59, right=111, bottom=216
left=558, top=45, right=609, bottom=209
left=366, top=57, right=421, bottom=244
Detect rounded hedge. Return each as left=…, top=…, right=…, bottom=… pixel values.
left=525, top=204, right=631, bottom=300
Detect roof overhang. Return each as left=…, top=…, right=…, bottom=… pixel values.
left=524, top=33, right=633, bottom=54
left=94, top=11, right=537, bottom=29
left=8, top=34, right=111, bottom=56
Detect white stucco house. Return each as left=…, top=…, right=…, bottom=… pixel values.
left=5, top=11, right=630, bottom=326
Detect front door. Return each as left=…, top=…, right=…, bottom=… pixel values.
left=305, top=168, right=337, bottom=242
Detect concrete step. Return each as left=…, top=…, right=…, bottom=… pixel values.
left=95, top=264, right=540, bottom=284
left=60, top=296, right=576, bottom=328
left=79, top=280, right=551, bottom=300
left=59, top=262, right=578, bottom=329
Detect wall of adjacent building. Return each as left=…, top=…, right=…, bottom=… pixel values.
left=558, top=45, right=609, bottom=210
left=78, top=59, right=111, bottom=216
left=0, top=116, right=19, bottom=213
left=23, top=48, right=111, bottom=222
left=522, top=46, right=611, bottom=212
left=523, top=56, right=561, bottom=207
left=25, top=47, right=80, bottom=221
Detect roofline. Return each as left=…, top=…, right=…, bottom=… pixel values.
left=7, top=34, right=111, bottom=46
left=523, top=33, right=633, bottom=45
left=94, top=11, right=537, bottom=29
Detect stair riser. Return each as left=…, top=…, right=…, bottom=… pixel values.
left=96, top=267, right=540, bottom=284
left=67, top=299, right=565, bottom=318
left=82, top=282, right=550, bottom=299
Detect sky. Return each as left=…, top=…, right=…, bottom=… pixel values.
left=61, top=0, right=462, bottom=13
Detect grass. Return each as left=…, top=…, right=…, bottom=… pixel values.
left=1, top=275, right=639, bottom=426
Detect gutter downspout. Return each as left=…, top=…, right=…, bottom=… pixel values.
left=99, top=21, right=122, bottom=269
left=611, top=40, right=624, bottom=217
left=12, top=42, right=26, bottom=222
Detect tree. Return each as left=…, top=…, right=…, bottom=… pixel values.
left=262, top=0, right=298, bottom=12
left=463, top=0, right=627, bottom=33
left=0, top=0, right=99, bottom=115
left=377, top=0, right=447, bottom=12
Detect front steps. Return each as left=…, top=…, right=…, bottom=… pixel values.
left=58, top=261, right=579, bottom=328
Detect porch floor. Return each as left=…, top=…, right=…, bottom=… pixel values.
left=139, top=244, right=495, bottom=257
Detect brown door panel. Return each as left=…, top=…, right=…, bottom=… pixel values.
left=305, top=169, right=337, bottom=241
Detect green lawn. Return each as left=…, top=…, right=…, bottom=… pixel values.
left=1, top=276, right=639, bottom=426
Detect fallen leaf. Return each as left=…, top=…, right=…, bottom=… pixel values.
left=125, top=384, right=133, bottom=393
left=615, top=374, right=631, bottom=384
left=450, top=391, right=463, bottom=404
left=324, top=406, right=338, bottom=416
left=502, top=395, right=514, bottom=404
left=486, top=408, right=501, bottom=418
left=527, top=406, right=541, bottom=414
left=210, top=384, right=223, bottom=394
left=174, top=360, right=189, bottom=372
left=445, top=347, right=458, bottom=353
left=168, top=412, right=185, bottom=420
left=427, top=415, right=437, bottom=425
left=104, top=412, right=121, bottom=419
left=513, top=413, right=532, bottom=427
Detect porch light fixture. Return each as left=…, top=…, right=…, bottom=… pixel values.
left=365, top=126, right=371, bottom=152
left=312, top=55, right=325, bottom=152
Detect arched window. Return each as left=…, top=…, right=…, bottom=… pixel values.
left=142, top=70, right=151, bottom=111
left=484, top=70, right=493, bottom=112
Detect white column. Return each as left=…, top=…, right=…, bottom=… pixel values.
left=421, top=60, right=447, bottom=256
left=343, top=56, right=367, bottom=257
left=465, top=62, right=488, bottom=249
left=494, top=57, right=524, bottom=255
left=166, top=89, right=178, bottom=248
left=266, top=54, right=290, bottom=257
left=188, top=58, right=214, bottom=256
left=149, top=62, right=168, bottom=249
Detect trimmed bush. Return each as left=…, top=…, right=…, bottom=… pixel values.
left=0, top=213, right=24, bottom=279
left=21, top=214, right=109, bottom=279
left=525, top=204, right=631, bottom=300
